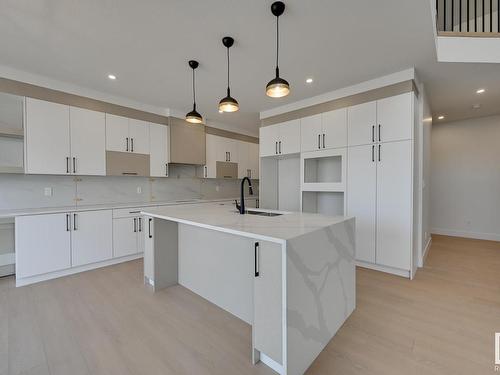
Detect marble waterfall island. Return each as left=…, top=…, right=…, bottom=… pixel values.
left=141, top=202, right=355, bottom=375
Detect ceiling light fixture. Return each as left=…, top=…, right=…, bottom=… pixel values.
left=218, top=37, right=239, bottom=113
left=306, top=78, right=313, bottom=84
left=438, top=115, right=445, bottom=120
left=266, top=1, right=290, bottom=98
left=108, top=74, right=116, bottom=80
left=476, top=88, right=485, bottom=94
left=185, top=60, right=203, bottom=124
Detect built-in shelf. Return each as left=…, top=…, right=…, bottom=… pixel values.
left=302, top=191, right=345, bottom=216
left=300, top=148, right=346, bottom=195
left=0, top=127, right=24, bottom=139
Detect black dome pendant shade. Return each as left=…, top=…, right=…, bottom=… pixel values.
left=266, top=1, right=290, bottom=98
left=186, top=60, right=203, bottom=124
left=218, top=36, right=239, bottom=113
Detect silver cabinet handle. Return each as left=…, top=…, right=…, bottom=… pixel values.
left=131, top=138, right=134, bottom=152
left=66, top=214, right=70, bottom=231
left=66, top=157, right=70, bottom=174
left=126, top=137, right=129, bottom=152
left=133, top=217, right=137, bottom=233
left=73, top=157, right=76, bottom=174
left=318, top=134, right=321, bottom=149
left=254, top=242, right=260, bottom=277
left=73, top=213, right=77, bottom=231
left=322, top=134, right=325, bottom=149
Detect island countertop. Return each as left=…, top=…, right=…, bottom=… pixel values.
left=141, top=201, right=352, bottom=244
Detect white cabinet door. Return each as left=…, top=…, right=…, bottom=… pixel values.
left=113, top=217, right=138, bottom=257
left=25, top=98, right=70, bottom=175
left=15, top=213, right=71, bottom=278
left=205, top=134, right=218, bottom=178
left=347, top=144, right=376, bottom=263
left=70, top=107, right=106, bottom=176
left=214, top=135, right=230, bottom=162
left=253, top=241, right=283, bottom=365
left=248, top=142, right=260, bottom=179
left=300, top=114, right=322, bottom=152
left=278, top=119, right=300, bottom=155
left=377, top=92, right=413, bottom=143
left=238, top=141, right=250, bottom=179
left=348, top=101, right=376, bottom=147
left=226, top=138, right=239, bottom=163
left=376, top=140, right=412, bottom=270
left=71, top=210, right=112, bottom=267
left=106, top=114, right=129, bottom=152
left=149, top=123, right=169, bottom=177
left=129, top=119, right=150, bottom=154
left=323, top=108, right=348, bottom=149
left=259, top=125, right=279, bottom=157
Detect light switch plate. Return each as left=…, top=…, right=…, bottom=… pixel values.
left=44, top=187, right=53, bottom=197
left=136, top=186, right=142, bottom=194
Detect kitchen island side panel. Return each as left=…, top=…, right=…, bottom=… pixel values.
left=285, top=218, right=355, bottom=375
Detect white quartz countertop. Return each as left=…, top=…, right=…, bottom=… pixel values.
left=0, top=197, right=256, bottom=219
left=142, top=202, right=351, bottom=243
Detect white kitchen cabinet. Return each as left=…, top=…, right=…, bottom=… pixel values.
left=347, top=144, right=377, bottom=263
left=301, top=109, right=347, bottom=152
left=69, top=107, right=106, bottom=175
left=113, top=208, right=145, bottom=258
left=25, top=98, right=70, bottom=175
left=106, top=114, right=150, bottom=154
left=203, top=134, right=240, bottom=179
left=377, top=92, right=412, bottom=143
left=300, top=114, right=322, bottom=152
left=347, top=100, right=377, bottom=147
left=238, top=141, right=259, bottom=179
left=259, top=120, right=300, bottom=157
left=16, top=213, right=71, bottom=278
left=71, top=210, right=113, bottom=267
left=259, top=124, right=280, bottom=157
left=253, top=241, right=283, bottom=365
left=323, top=108, right=348, bottom=149
left=376, top=140, right=412, bottom=270
left=149, top=123, right=170, bottom=177
left=129, top=119, right=150, bottom=154
left=248, top=142, right=259, bottom=179
left=105, top=114, right=129, bottom=152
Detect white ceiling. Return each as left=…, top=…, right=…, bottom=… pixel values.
left=1, top=0, right=500, bottom=134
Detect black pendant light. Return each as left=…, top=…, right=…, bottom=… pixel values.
left=266, top=1, right=290, bottom=98
left=186, top=60, right=203, bottom=124
left=218, top=36, right=239, bottom=113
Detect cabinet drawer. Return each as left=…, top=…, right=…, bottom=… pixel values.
left=113, top=207, right=148, bottom=219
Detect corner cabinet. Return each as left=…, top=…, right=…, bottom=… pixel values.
left=25, top=98, right=106, bottom=175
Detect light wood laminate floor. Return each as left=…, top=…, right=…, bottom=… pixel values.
left=1, top=235, right=499, bottom=375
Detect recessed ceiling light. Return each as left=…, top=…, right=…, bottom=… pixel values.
left=306, top=78, right=313, bottom=84
left=438, top=115, right=445, bottom=120
left=476, top=88, right=485, bottom=94
left=108, top=74, right=116, bottom=80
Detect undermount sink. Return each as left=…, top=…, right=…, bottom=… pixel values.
left=242, top=210, right=283, bottom=217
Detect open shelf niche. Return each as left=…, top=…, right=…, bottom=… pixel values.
left=0, top=92, right=24, bottom=174
left=301, top=148, right=346, bottom=192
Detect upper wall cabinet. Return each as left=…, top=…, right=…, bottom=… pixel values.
left=238, top=141, right=259, bottom=179
left=260, top=119, right=300, bottom=157
left=0, top=92, right=24, bottom=174
left=149, top=123, right=170, bottom=177
left=105, top=114, right=150, bottom=154
left=169, top=118, right=206, bottom=165
left=348, top=92, right=413, bottom=146
left=25, top=98, right=106, bottom=175
left=301, top=108, right=347, bottom=152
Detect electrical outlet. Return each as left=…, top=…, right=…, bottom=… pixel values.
left=136, top=186, right=142, bottom=194
left=44, top=187, right=53, bottom=197
left=215, top=185, right=220, bottom=192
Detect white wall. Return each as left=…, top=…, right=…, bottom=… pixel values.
left=431, top=114, right=500, bottom=241
left=422, top=92, right=432, bottom=260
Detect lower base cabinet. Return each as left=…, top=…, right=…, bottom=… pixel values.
left=15, top=210, right=113, bottom=279
left=112, top=215, right=145, bottom=257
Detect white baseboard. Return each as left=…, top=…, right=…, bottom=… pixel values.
left=16, top=253, right=143, bottom=287
left=356, top=260, right=410, bottom=279
left=260, top=352, right=284, bottom=375
left=422, top=237, right=432, bottom=266
left=431, top=228, right=500, bottom=242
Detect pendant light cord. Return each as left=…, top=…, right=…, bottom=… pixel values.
left=192, top=68, right=196, bottom=107
left=227, top=46, right=230, bottom=94
left=276, top=16, right=279, bottom=69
